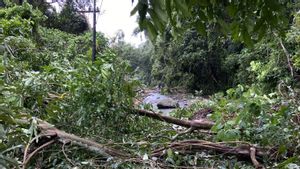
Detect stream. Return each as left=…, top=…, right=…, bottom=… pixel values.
left=142, top=89, right=197, bottom=116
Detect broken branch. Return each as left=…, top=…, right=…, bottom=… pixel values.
left=37, top=119, right=130, bottom=158
left=152, top=140, right=269, bottom=160
left=134, top=109, right=215, bottom=130
left=23, top=140, right=55, bottom=169
left=250, top=147, right=265, bottom=169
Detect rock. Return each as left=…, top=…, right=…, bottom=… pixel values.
left=157, top=98, right=178, bottom=109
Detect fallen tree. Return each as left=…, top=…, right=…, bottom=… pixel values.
left=151, top=140, right=273, bottom=164
left=17, top=113, right=270, bottom=168
left=152, top=140, right=267, bottom=169
left=134, top=109, right=215, bottom=129
left=19, top=118, right=130, bottom=168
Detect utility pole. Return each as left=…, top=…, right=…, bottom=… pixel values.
left=77, top=1, right=100, bottom=62
left=92, top=0, right=97, bottom=62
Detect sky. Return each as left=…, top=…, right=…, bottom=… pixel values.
left=49, top=0, right=145, bottom=46
left=88, top=0, right=145, bottom=46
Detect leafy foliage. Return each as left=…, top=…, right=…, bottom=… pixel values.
left=210, top=85, right=300, bottom=166
left=46, top=0, right=89, bottom=34
left=150, top=29, right=242, bottom=94
left=132, top=0, right=291, bottom=45
left=287, top=12, right=300, bottom=74
left=112, top=39, right=154, bottom=85
left=0, top=3, right=139, bottom=167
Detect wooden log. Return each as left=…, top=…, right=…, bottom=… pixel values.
left=152, top=140, right=269, bottom=160
left=134, top=109, right=215, bottom=129
left=36, top=119, right=130, bottom=158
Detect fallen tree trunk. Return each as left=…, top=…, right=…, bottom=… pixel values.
left=17, top=118, right=272, bottom=169
left=152, top=140, right=269, bottom=157
left=134, top=109, right=215, bottom=129
left=19, top=118, right=130, bottom=168
left=36, top=119, right=130, bottom=158
left=152, top=140, right=270, bottom=168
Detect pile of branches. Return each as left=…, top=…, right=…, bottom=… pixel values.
left=18, top=108, right=278, bottom=169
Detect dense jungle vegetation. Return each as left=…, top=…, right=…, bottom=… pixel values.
left=0, top=0, right=300, bottom=168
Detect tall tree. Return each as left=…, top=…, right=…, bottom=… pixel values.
left=51, top=0, right=89, bottom=34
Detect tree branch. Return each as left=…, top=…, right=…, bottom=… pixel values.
left=36, top=119, right=130, bottom=158
left=134, top=109, right=215, bottom=129
left=250, top=147, right=265, bottom=169
left=152, top=139, right=269, bottom=169
left=278, top=37, right=294, bottom=77
left=22, top=140, right=55, bottom=169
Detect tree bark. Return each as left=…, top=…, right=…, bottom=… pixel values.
left=152, top=140, right=270, bottom=160
left=134, top=109, right=215, bottom=129
left=36, top=119, right=130, bottom=158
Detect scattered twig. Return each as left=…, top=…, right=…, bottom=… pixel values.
left=276, top=35, right=294, bottom=78
left=172, top=127, right=217, bottom=141
left=195, top=129, right=217, bottom=135
left=250, top=147, right=265, bottom=169
left=151, top=140, right=269, bottom=159
left=22, top=140, right=55, bottom=169
left=62, top=143, right=76, bottom=167
left=22, top=133, right=56, bottom=167
left=4, top=43, right=15, bottom=58
left=171, top=127, right=194, bottom=141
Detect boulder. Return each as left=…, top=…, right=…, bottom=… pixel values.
left=157, top=98, right=178, bottom=109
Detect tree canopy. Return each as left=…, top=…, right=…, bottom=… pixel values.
left=131, top=0, right=293, bottom=45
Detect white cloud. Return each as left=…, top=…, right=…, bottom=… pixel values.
left=93, top=0, right=145, bottom=46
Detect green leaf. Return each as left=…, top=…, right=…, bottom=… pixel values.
left=130, top=4, right=139, bottom=16
left=0, top=114, right=15, bottom=125
left=278, top=144, right=287, bottom=155
left=165, top=0, right=172, bottom=19
left=197, top=0, right=208, bottom=6
left=174, top=0, right=190, bottom=17
left=148, top=9, right=165, bottom=33
left=226, top=5, right=238, bottom=17
left=0, top=155, right=19, bottom=169
left=242, top=26, right=253, bottom=47
left=194, top=20, right=206, bottom=36
left=218, top=19, right=229, bottom=35
left=277, top=157, right=298, bottom=169
left=253, top=18, right=265, bottom=33
left=144, top=20, right=158, bottom=41
left=167, top=148, right=174, bottom=158
left=153, top=4, right=168, bottom=23
left=137, top=1, right=149, bottom=22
